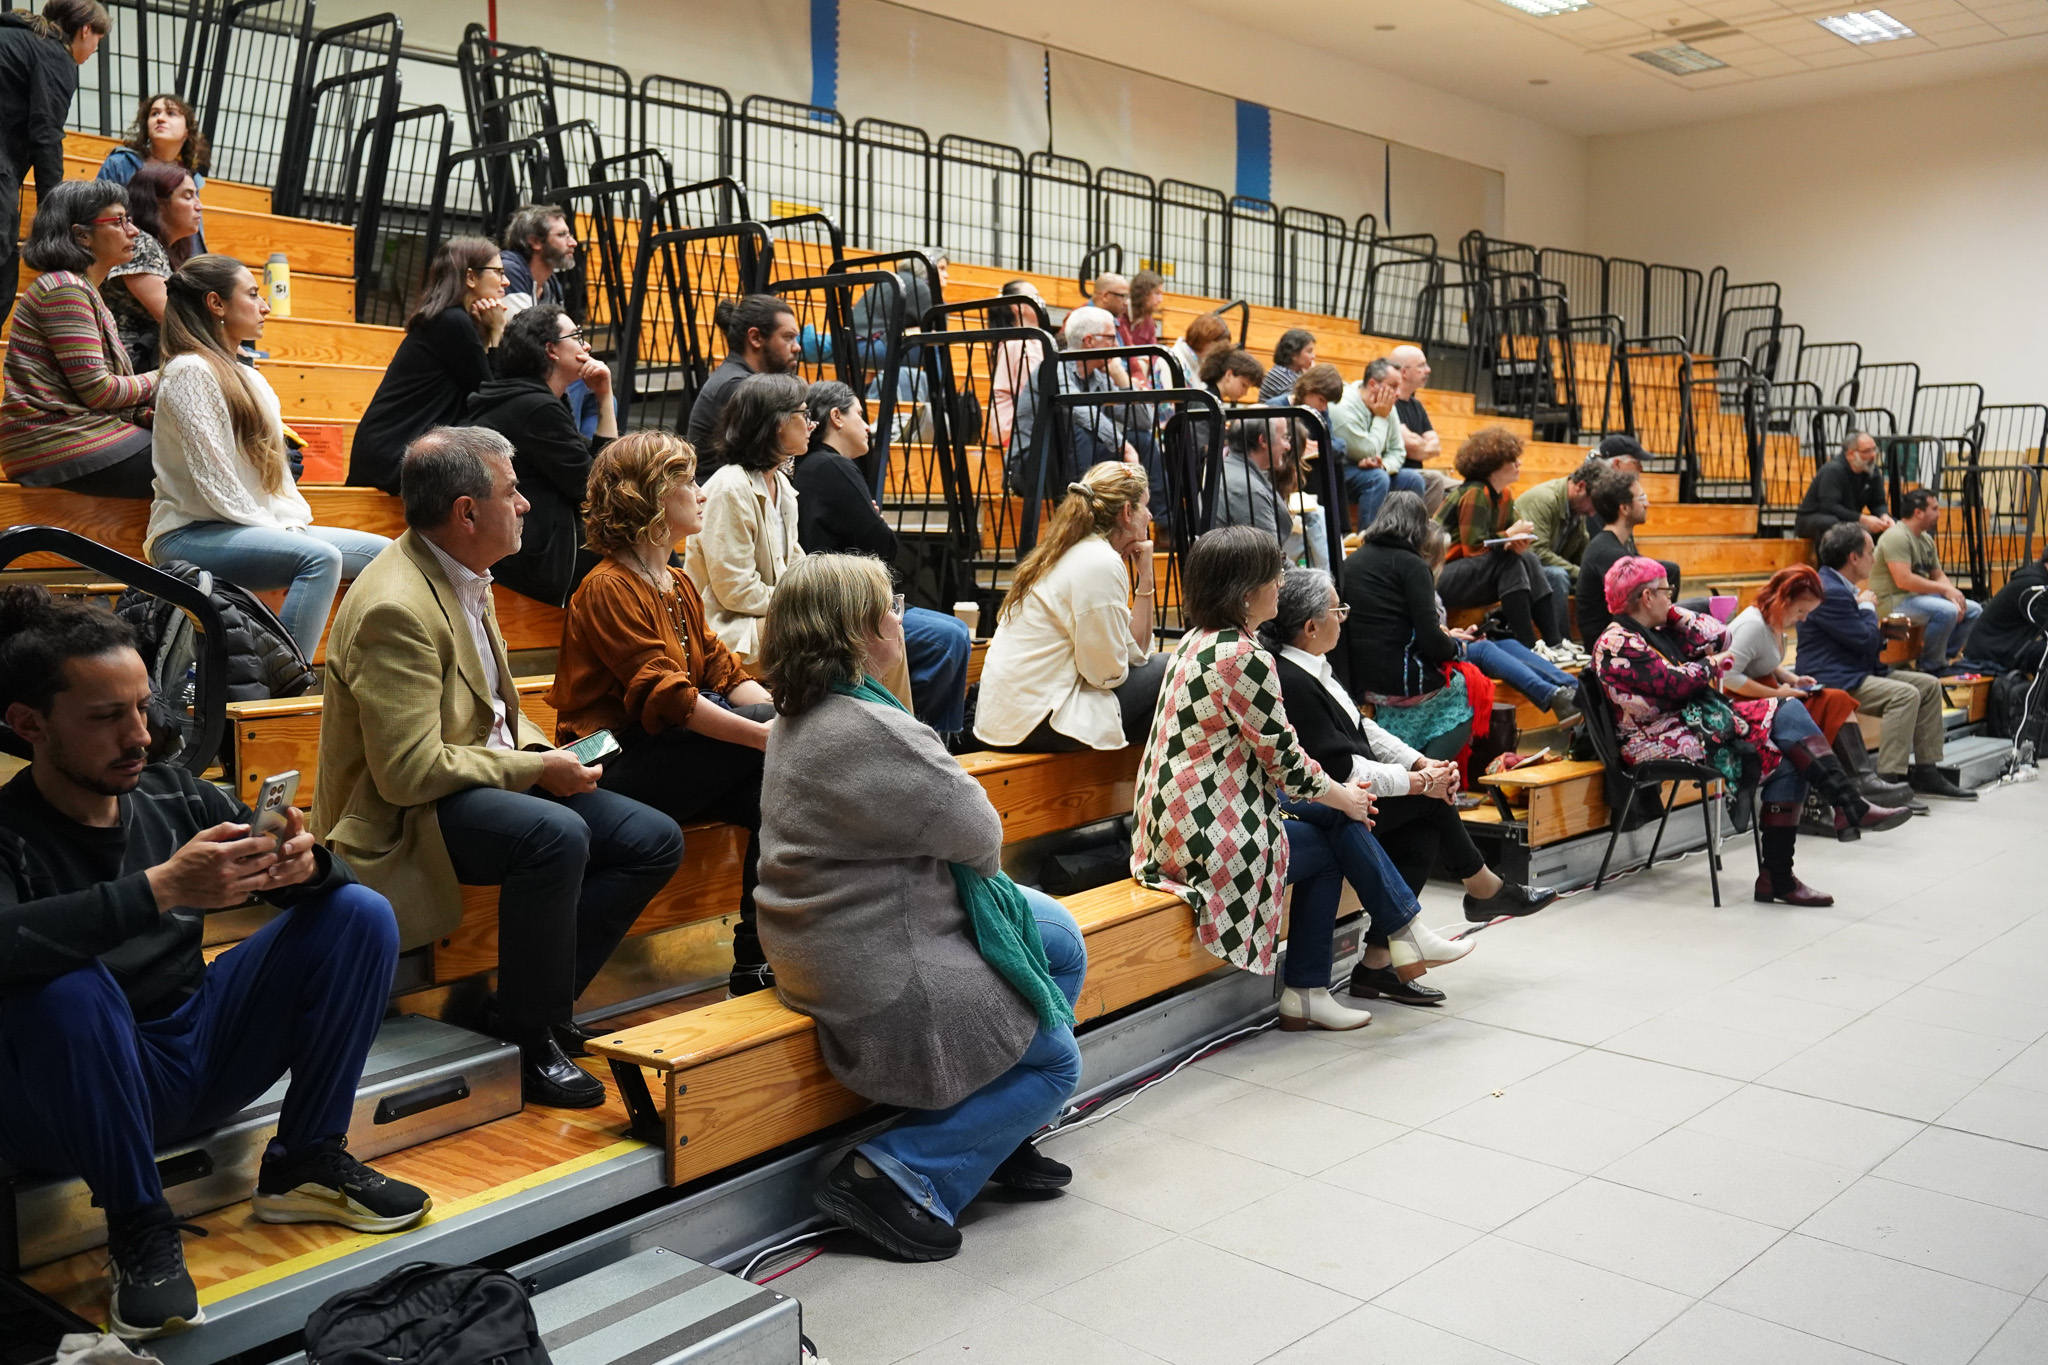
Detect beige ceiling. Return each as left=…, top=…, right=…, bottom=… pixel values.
left=1166, top=0, right=2048, bottom=135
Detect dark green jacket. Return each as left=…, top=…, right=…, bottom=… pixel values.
left=1513, top=476, right=1592, bottom=584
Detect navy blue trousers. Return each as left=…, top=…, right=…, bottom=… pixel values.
left=0, top=884, right=398, bottom=1223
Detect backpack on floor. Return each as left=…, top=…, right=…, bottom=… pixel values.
left=1985, top=669, right=2047, bottom=753
left=304, top=1262, right=551, bottom=1365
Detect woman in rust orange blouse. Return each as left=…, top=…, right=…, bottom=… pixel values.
left=550, top=431, right=781, bottom=996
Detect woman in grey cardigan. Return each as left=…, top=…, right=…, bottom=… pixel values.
left=754, top=554, right=1088, bottom=1262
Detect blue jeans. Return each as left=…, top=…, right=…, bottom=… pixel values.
left=1286, top=505, right=1331, bottom=570
left=0, top=883, right=397, bottom=1223
left=150, top=521, right=392, bottom=656
left=1463, top=638, right=1575, bottom=710
left=902, top=607, right=972, bottom=733
left=1760, top=699, right=1822, bottom=804
left=1541, top=566, right=1573, bottom=643
left=1343, top=463, right=1425, bottom=530
left=1282, top=801, right=1421, bottom=990
left=1895, top=592, right=1983, bottom=671
left=860, top=888, right=1086, bottom=1225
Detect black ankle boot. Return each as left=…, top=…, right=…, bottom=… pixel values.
left=1787, top=736, right=1911, bottom=834
left=1832, top=725, right=1913, bottom=805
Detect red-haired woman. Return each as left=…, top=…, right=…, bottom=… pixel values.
left=1723, top=565, right=1912, bottom=811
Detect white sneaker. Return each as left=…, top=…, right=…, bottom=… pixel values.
left=1278, top=987, right=1373, bottom=1032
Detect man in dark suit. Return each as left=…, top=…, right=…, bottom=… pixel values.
left=1797, top=522, right=1973, bottom=801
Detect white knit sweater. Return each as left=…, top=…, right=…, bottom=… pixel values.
left=145, top=354, right=311, bottom=557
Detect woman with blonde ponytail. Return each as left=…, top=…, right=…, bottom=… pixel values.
left=145, top=254, right=391, bottom=653
left=973, top=463, right=1168, bottom=751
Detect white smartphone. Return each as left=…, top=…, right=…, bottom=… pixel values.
left=253, top=769, right=300, bottom=843
left=563, top=729, right=622, bottom=766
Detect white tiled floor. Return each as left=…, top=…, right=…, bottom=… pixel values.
left=774, top=779, right=2048, bottom=1365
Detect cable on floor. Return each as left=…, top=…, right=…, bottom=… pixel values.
left=742, top=1227, right=836, bottom=1283
left=1036, top=1018, right=1278, bottom=1143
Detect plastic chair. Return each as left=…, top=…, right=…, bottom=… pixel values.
left=1578, top=669, right=1757, bottom=906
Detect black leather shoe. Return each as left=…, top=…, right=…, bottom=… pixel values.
left=1463, top=881, right=1560, bottom=922
left=1853, top=769, right=1915, bottom=806
left=1908, top=765, right=1977, bottom=801
left=552, top=1019, right=595, bottom=1058
left=1348, top=962, right=1447, bottom=1006
left=990, top=1140, right=1071, bottom=1190
left=815, top=1153, right=961, bottom=1261
left=521, top=1038, right=606, bottom=1108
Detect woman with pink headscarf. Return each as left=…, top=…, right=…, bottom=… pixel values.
left=1590, top=556, right=1910, bottom=906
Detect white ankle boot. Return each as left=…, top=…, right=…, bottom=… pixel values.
left=1279, top=986, right=1373, bottom=1032
left=1387, top=920, right=1475, bottom=981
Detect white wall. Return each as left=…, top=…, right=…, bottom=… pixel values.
left=1586, top=68, right=2048, bottom=411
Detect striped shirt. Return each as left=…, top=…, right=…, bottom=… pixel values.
left=0, top=271, right=157, bottom=484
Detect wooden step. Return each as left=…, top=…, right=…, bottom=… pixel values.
left=14, top=259, right=354, bottom=324
left=590, top=874, right=1206, bottom=1186
left=1634, top=534, right=1809, bottom=579
left=60, top=132, right=272, bottom=213
left=1477, top=757, right=1712, bottom=848
left=17, top=191, right=348, bottom=276
left=259, top=316, right=403, bottom=368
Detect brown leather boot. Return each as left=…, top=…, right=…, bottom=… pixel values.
left=1753, top=802, right=1835, bottom=906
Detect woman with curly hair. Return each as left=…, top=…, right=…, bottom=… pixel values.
left=96, top=92, right=209, bottom=189
left=550, top=430, right=780, bottom=996
left=1436, top=424, right=1567, bottom=654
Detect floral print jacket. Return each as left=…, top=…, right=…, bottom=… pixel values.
left=1592, top=607, right=1783, bottom=783
left=1131, top=628, right=1332, bottom=975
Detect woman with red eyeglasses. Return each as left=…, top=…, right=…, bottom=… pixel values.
left=0, top=181, right=159, bottom=498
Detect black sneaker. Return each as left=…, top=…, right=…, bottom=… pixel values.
left=1908, top=765, right=1977, bottom=801
left=254, top=1137, right=432, bottom=1233
left=728, top=963, right=777, bottom=998
left=990, top=1140, right=1072, bottom=1190
left=106, top=1204, right=203, bottom=1341
left=814, top=1153, right=961, bottom=1262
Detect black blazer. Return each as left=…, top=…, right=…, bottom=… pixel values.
left=1275, top=651, right=1390, bottom=785
left=463, top=376, right=610, bottom=607
left=1795, top=565, right=1885, bottom=691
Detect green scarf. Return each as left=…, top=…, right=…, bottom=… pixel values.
left=832, top=675, right=1076, bottom=1030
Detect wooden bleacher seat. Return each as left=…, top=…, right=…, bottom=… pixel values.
left=1477, top=755, right=1711, bottom=848
left=590, top=876, right=1211, bottom=1185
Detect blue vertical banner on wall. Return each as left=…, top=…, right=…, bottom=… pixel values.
left=1235, top=100, right=1272, bottom=202
left=810, top=0, right=840, bottom=111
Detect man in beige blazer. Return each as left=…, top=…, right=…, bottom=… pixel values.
left=315, top=427, right=681, bottom=1108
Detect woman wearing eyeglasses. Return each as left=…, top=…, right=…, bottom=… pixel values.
left=685, top=373, right=809, bottom=666
left=463, top=303, right=616, bottom=606
left=553, top=431, right=781, bottom=996
left=0, top=181, right=159, bottom=497
left=1591, top=556, right=1909, bottom=907
left=348, top=236, right=509, bottom=494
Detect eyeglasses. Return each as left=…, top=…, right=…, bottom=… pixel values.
left=1644, top=583, right=1674, bottom=597
left=90, top=213, right=134, bottom=229
left=783, top=409, right=818, bottom=425
left=477, top=264, right=508, bottom=276
left=1326, top=602, right=1352, bottom=620
left=889, top=594, right=906, bottom=619
left=553, top=328, right=586, bottom=344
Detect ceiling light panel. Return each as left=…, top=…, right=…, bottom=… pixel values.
left=1632, top=43, right=1730, bottom=74
left=1494, top=0, right=1592, bottom=15
left=1817, top=10, right=1915, bottom=44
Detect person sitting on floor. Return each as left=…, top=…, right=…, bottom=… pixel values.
left=551, top=431, right=780, bottom=997
left=1264, top=568, right=1555, bottom=1000
left=685, top=295, right=801, bottom=474
left=1797, top=521, right=1976, bottom=803
left=795, top=380, right=971, bottom=735
left=347, top=236, right=507, bottom=494
left=98, top=160, right=202, bottom=372
left=144, top=255, right=391, bottom=657
left=1591, top=556, right=1909, bottom=906
left=1259, top=327, right=1316, bottom=402
left=1874, top=488, right=1982, bottom=675
left=1961, top=543, right=2047, bottom=676
left=0, top=585, right=428, bottom=1341
left=1795, top=429, right=1893, bottom=545
left=1438, top=425, right=1570, bottom=657
left=685, top=373, right=807, bottom=667
left=316, top=427, right=684, bottom=1109
left=1723, top=564, right=1914, bottom=812
left=974, top=462, right=1167, bottom=752
left=1134, top=525, right=1462, bottom=1031
left=0, top=181, right=159, bottom=498
left=754, top=554, right=1086, bottom=1263
left=461, top=303, right=617, bottom=607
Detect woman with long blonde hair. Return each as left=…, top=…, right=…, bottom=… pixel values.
left=551, top=430, right=781, bottom=996
left=973, top=462, right=1167, bottom=751
left=144, top=253, right=390, bottom=653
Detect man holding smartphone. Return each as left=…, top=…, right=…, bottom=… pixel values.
left=0, top=585, right=428, bottom=1341
left=316, top=428, right=683, bottom=1109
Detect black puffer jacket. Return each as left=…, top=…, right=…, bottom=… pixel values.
left=115, top=560, right=317, bottom=702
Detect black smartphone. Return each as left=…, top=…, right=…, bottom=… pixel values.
left=563, top=729, right=622, bottom=766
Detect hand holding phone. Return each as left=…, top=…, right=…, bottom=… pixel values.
left=563, top=728, right=622, bottom=765
left=253, top=770, right=300, bottom=845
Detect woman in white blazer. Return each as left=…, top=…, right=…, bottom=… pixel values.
left=685, top=372, right=808, bottom=663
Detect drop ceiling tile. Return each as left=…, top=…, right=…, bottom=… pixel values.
left=1919, top=17, right=2014, bottom=38
left=1739, top=55, right=1814, bottom=73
